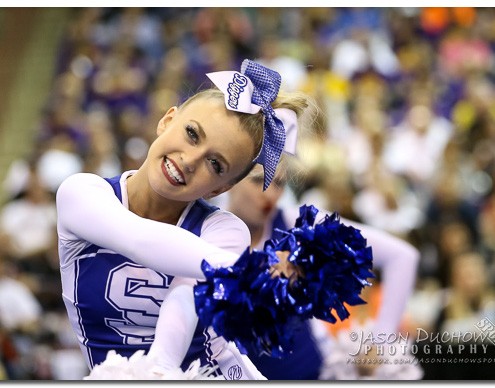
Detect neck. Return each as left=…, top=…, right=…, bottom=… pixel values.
left=126, top=170, right=188, bottom=224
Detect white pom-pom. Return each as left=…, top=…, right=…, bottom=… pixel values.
left=84, top=350, right=222, bottom=380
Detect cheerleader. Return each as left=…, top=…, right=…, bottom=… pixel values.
left=224, top=162, right=423, bottom=379
left=56, top=59, right=311, bottom=380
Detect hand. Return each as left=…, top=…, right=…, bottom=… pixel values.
left=269, top=250, right=304, bottom=285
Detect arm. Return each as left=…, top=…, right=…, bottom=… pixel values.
left=340, top=218, right=420, bottom=335
left=56, top=173, right=249, bottom=279
left=147, top=279, right=197, bottom=370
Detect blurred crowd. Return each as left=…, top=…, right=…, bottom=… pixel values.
left=1, top=7, right=495, bottom=379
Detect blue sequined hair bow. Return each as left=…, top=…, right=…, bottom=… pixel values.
left=206, top=59, right=298, bottom=191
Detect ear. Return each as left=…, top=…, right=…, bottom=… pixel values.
left=156, top=106, right=178, bottom=136
left=203, top=183, right=235, bottom=200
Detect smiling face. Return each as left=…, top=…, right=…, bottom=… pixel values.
left=143, top=96, right=256, bottom=202
left=227, top=164, right=287, bottom=229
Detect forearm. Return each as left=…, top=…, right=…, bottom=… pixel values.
left=344, top=218, right=420, bottom=335
left=147, top=281, right=198, bottom=369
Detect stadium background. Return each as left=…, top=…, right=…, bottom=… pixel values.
left=0, top=7, right=494, bottom=380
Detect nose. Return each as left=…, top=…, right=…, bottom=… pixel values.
left=182, top=158, right=195, bottom=174
left=181, top=149, right=201, bottom=174
left=183, top=159, right=194, bottom=174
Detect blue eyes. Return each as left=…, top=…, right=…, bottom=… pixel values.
left=186, top=125, right=199, bottom=142
left=185, top=125, right=224, bottom=175
left=208, top=158, right=223, bottom=174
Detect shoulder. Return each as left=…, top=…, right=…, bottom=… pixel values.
left=280, top=206, right=301, bottom=226
left=58, top=172, right=108, bottom=190
left=55, top=173, right=119, bottom=220
left=204, top=208, right=250, bottom=236
left=56, top=173, right=113, bottom=199
left=201, top=208, right=251, bottom=255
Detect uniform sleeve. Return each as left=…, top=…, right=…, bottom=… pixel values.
left=200, top=209, right=252, bottom=256
left=56, top=173, right=249, bottom=280
left=147, top=279, right=197, bottom=370
left=337, top=217, right=420, bottom=335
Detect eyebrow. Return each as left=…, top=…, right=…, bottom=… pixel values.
left=191, top=119, right=231, bottom=172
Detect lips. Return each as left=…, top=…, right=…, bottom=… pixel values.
left=161, top=157, right=185, bottom=186
left=262, top=203, right=274, bottom=216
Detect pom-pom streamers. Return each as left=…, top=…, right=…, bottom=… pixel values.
left=84, top=350, right=222, bottom=380
left=194, top=204, right=374, bottom=358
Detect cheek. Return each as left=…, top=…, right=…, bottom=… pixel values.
left=241, top=182, right=261, bottom=202
left=148, top=133, right=170, bottom=156
left=230, top=185, right=256, bottom=209
left=195, top=168, right=231, bottom=196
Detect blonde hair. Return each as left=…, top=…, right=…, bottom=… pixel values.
left=180, top=88, right=316, bottom=184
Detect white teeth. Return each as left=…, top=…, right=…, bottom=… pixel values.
left=165, top=159, right=185, bottom=184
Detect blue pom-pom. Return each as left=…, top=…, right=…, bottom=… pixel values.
left=194, top=204, right=374, bottom=358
